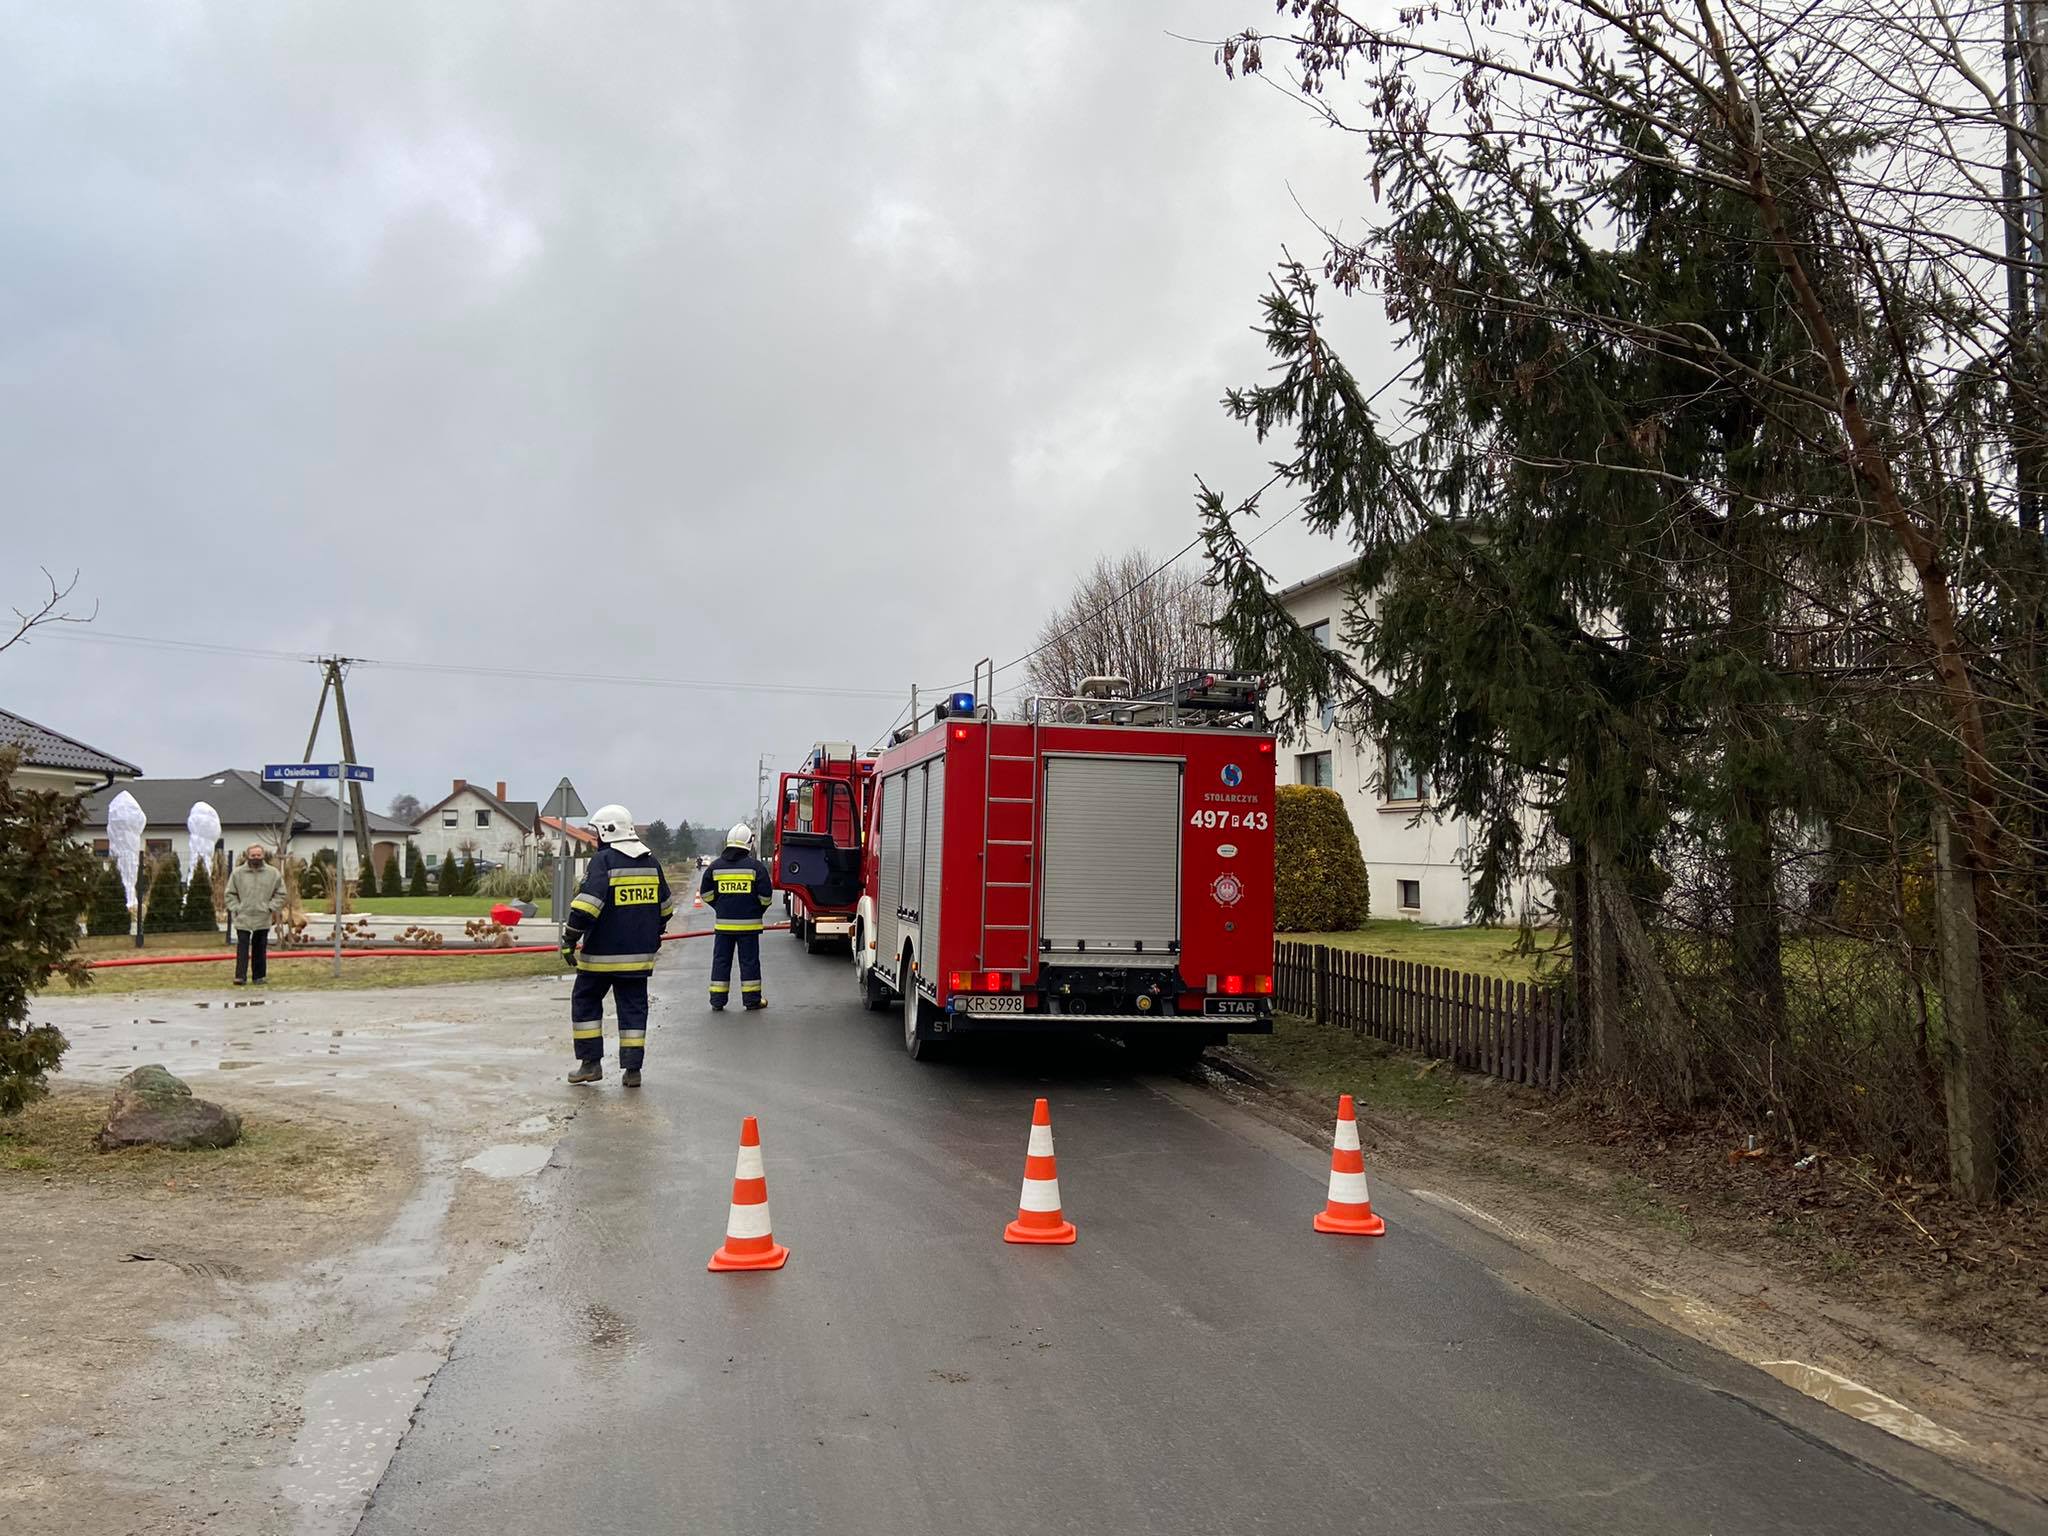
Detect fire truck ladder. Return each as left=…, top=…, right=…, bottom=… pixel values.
left=975, top=658, right=1039, bottom=968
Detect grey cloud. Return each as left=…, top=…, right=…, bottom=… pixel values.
left=2, top=1, right=1388, bottom=821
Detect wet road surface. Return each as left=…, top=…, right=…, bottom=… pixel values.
left=357, top=918, right=2023, bottom=1535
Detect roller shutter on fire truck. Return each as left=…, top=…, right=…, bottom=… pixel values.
left=877, top=774, right=903, bottom=963
left=921, top=760, right=944, bottom=965
left=1039, top=755, right=1183, bottom=954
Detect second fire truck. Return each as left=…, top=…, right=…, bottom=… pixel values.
left=770, top=741, right=876, bottom=952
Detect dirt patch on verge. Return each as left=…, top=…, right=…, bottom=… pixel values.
left=1216, top=1024, right=2048, bottom=1504
left=0, top=965, right=588, bottom=1536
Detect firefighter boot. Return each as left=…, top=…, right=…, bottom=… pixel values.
left=622, top=1069, right=642, bottom=1088
left=568, top=1058, right=603, bottom=1084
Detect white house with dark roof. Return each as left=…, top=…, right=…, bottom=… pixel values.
left=1272, top=562, right=1547, bottom=926
left=77, top=769, right=415, bottom=882
left=410, top=779, right=544, bottom=873
left=0, top=707, right=141, bottom=796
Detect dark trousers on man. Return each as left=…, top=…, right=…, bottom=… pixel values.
left=571, top=971, right=649, bottom=1069
left=234, top=926, right=269, bottom=983
left=709, top=931, right=763, bottom=1009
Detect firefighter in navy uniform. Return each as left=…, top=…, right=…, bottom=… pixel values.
left=562, top=805, right=674, bottom=1085
left=700, top=823, right=773, bottom=1011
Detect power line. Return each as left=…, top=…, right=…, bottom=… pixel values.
left=43, top=628, right=903, bottom=702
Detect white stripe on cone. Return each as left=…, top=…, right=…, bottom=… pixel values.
left=1334, top=1118, right=1361, bottom=1152
left=725, top=1201, right=774, bottom=1240
left=1326, top=1169, right=1372, bottom=1205
left=1027, top=1124, right=1055, bottom=1157
left=735, top=1144, right=764, bottom=1180
left=1018, top=1177, right=1064, bottom=1213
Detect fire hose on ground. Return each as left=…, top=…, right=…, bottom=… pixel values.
left=82, top=924, right=792, bottom=970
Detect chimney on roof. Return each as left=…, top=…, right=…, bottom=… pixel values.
left=453, top=778, right=466, bottom=793
left=496, top=781, right=507, bottom=801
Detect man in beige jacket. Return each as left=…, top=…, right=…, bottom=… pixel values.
left=225, top=844, right=285, bottom=985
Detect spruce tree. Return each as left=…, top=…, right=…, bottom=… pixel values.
left=181, top=864, right=216, bottom=933
left=408, top=854, right=430, bottom=898
left=379, top=854, right=403, bottom=898
left=461, top=851, right=480, bottom=895
left=145, top=856, right=184, bottom=933
left=88, top=860, right=131, bottom=936
left=438, top=849, right=458, bottom=896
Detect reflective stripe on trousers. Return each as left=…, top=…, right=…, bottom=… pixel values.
left=710, top=930, right=763, bottom=1007
left=570, top=972, right=650, bottom=1068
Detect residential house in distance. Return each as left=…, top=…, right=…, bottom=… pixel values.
left=1272, top=562, right=1546, bottom=926
left=1, top=707, right=141, bottom=796
left=77, top=769, right=415, bottom=881
left=411, top=780, right=544, bottom=873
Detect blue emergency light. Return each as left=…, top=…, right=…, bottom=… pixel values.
left=949, top=692, right=975, bottom=716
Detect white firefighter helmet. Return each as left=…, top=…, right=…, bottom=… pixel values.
left=726, top=822, right=756, bottom=852
left=590, top=804, right=650, bottom=858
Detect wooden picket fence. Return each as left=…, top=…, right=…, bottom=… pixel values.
left=1274, top=941, right=1569, bottom=1091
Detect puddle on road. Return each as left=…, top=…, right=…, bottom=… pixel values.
left=218, top=1060, right=260, bottom=1071
left=1758, top=1360, right=1968, bottom=1453
left=280, top=1349, right=442, bottom=1536
left=462, top=1143, right=553, bottom=1179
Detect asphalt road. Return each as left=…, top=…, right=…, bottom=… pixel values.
left=357, top=912, right=2028, bottom=1536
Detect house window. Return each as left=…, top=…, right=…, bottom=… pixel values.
left=1305, top=620, right=1336, bottom=730
left=1397, top=878, right=1422, bottom=911
left=475, top=810, right=491, bottom=828
left=1296, top=751, right=1333, bottom=788
left=443, top=810, right=458, bottom=828
left=1382, top=749, right=1424, bottom=804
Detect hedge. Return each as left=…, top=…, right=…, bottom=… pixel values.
left=1275, top=785, right=1370, bottom=932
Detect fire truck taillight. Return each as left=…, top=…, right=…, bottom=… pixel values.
left=1253, top=974, right=1273, bottom=995
left=949, top=970, right=1010, bottom=992
left=1257, top=741, right=1274, bottom=754
left=951, top=726, right=968, bottom=740
left=1221, top=975, right=1246, bottom=996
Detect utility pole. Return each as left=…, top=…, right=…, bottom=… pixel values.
left=755, top=753, right=773, bottom=846
left=326, top=658, right=376, bottom=879
left=279, top=668, right=334, bottom=865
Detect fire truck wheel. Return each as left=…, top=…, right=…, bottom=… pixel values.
left=856, top=938, right=889, bottom=1012
left=903, top=991, right=947, bottom=1062
left=789, top=915, right=806, bottom=943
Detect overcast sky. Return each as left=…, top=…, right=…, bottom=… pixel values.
left=2, top=1, right=1391, bottom=826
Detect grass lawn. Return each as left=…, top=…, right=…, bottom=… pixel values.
left=353, top=896, right=553, bottom=918
left=1279, top=918, right=1564, bottom=983
left=1231, top=1011, right=1469, bottom=1118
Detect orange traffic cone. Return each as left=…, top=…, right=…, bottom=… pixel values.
left=708, top=1115, right=789, bottom=1271
left=1313, top=1094, right=1386, bottom=1236
left=1004, top=1098, right=1077, bottom=1245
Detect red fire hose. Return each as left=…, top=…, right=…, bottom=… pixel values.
left=83, top=923, right=790, bottom=970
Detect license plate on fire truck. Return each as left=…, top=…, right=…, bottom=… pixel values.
left=1204, top=998, right=1262, bottom=1017
left=960, top=995, right=1026, bottom=1015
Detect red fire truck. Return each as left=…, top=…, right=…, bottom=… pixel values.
left=853, top=669, right=1277, bottom=1061
left=771, top=741, right=877, bottom=952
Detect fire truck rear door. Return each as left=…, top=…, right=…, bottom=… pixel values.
left=1039, top=755, right=1182, bottom=955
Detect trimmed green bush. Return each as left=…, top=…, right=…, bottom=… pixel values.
left=378, top=854, right=403, bottom=898
left=145, top=855, right=185, bottom=932
left=88, top=861, right=131, bottom=936
left=1275, top=785, right=1370, bottom=932
left=408, top=855, right=430, bottom=897
left=461, top=851, right=479, bottom=895
left=182, top=864, right=217, bottom=932
left=438, top=850, right=458, bottom=894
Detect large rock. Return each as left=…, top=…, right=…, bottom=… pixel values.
left=96, top=1065, right=243, bottom=1151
